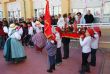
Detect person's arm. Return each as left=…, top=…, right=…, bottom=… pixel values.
left=80, top=37, right=88, bottom=46
left=3, top=26, right=8, bottom=34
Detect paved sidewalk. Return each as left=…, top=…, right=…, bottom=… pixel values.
left=0, top=42, right=104, bottom=74
left=100, top=50, right=110, bottom=74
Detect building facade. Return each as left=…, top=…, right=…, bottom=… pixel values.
left=0, top=0, right=110, bottom=22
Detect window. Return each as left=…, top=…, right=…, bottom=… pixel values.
left=72, top=9, right=84, bottom=14
left=103, top=2, right=110, bottom=16
left=0, top=11, right=2, bottom=21
left=34, top=8, right=44, bottom=18
left=53, top=6, right=61, bottom=15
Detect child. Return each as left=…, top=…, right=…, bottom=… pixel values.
left=90, top=27, right=101, bottom=66
left=27, top=22, right=34, bottom=47
left=55, top=27, right=62, bottom=65
left=79, top=28, right=93, bottom=74
left=21, top=21, right=28, bottom=46
left=45, top=35, right=57, bottom=73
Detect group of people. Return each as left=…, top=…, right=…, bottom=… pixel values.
left=79, top=26, right=101, bottom=74
left=0, top=10, right=101, bottom=74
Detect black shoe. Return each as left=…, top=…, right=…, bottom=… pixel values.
left=85, top=64, right=91, bottom=73
left=79, top=70, right=85, bottom=74
left=47, top=69, right=53, bottom=73
left=89, top=62, right=96, bottom=67
left=63, top=57, right=68, bottom=59
left=52, top=64, right=55, bottom=70
left=85, top=69, right=90, bottom=73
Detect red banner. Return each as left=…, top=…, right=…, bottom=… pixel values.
left=44, top=0, right=52, bottom=38
left=61, top=32, right=80, bottom=39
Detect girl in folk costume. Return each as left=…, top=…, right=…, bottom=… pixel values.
left=32, top=21, right=46, bottom=52
left=90, top=27, right=101, bottom=66
left=79, top=28, right=93, bottom=74
left=45, top=35, right=57, bottom=73
left=55, top=27, right=62, bottom=65
left=3, top=23, right=26, bottom=63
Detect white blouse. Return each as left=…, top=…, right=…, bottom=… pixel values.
left=10, top=32, right=21, bottom=40
left=57, top=17, right=65, bottom=29
left=8, top=28, right=21, bottom=40
left=55, top=32, right=61, bottom=48
left=35, top=27, right=42, bottom=33
left=3, top=26, right=8, bottom=34
left=28, top=27, right=34, bottom=35
left=17, top=27, right=23, bottom=36
left=91, top=33, right=99, bottom=49
left=80, top=36, right=92, bottom=53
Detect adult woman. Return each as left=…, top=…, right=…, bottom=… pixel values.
left=3, top=23, right=26, bottom=63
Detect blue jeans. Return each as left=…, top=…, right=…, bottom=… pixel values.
left=48, top=55, right=55, bottom=66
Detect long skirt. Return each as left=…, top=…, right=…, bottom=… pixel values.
left=3, top=38, right=26, bottom=62
left=32, top=32, right=47, bottom=51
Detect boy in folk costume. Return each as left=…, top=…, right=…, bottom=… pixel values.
left=3, top=23, right=26, bottom=63
left=21, top=21, right=28, bottom=46
left=90, top=27, right=101, bottom=66
left=79, top=28, right=93, bottom=74
left=55, top=27, right=62, bottom=65
left=45, top=35, right=57, bottom=73
left=26, top=22, right=34, bottom=47
left=32, top=21, right=47, bottom=52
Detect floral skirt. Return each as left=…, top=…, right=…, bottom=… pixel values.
left=32, top=32, right=47, bottom=49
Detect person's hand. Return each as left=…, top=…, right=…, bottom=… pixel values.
left=80, top=35, right=84, bottom=38
left=51, top=40, right=54, bottom=44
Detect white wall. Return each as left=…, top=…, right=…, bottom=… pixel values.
left=7, top=2, right=21, bottom=11
left=0, top=4, right=2, bottom=20
left=33, top=0, right=61, bottom=16
left=7, top=1, right=21, bottom=18
left=0, top=4, right=2, bottom=10
left=71, top=0, right=102, bottom=9
left=33, top=0, right=61, bottom=9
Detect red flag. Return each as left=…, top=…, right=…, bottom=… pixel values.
left=44, top=0, right=52, bottom=38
